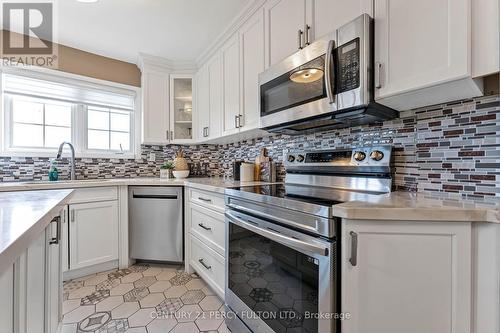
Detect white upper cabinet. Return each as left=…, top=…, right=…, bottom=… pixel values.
left=342, top=220, right=471, bottom=333
left=208, top=54, right=223, bottom=140
left=311, top=0, right=373, bottom=40
left=239, top=8, right=265, bottom=131
left=196, top=65, right=210, bottom=140
left=472, top=0, right=500, bottom=77
left=170, top=74, right=194, bottom=144
left=221, top=34, right=241, bottom=136
left=264, top=0, right=307, bottom=67
left=141, top=70, right=169, bottom=144
left=374, top=0, right=483, bottom=110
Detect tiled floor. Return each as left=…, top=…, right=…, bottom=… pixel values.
left=62, top=264, right=229, bottom=333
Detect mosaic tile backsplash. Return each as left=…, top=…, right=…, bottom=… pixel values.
left=0, top=94, right=498, bottom=198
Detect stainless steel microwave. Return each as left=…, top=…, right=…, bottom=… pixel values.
left=259, top=14, right=397, bottom=134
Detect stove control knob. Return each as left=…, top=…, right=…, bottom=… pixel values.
left=296, top=154, right=305, bottom=162
left=353, top=151, right=366, bottom=162
left=370, top=150, right=384, bottom=161
left=287, top=155, right=295, bottom=162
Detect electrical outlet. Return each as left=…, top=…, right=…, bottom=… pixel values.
left=148, top=152, right=156, bottom=162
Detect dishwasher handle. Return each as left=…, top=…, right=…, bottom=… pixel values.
left=132, top=193, right=179, bottom=199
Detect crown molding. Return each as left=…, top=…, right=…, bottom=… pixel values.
left=137, top=53, right=197, bottom=73
left=195, top=0, right=266, bottom=67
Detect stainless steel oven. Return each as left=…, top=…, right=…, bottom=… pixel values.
left=225, top=208, right=337, bottom=333
left=259, top=14, right=397, bottom=134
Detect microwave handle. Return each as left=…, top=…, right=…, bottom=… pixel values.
left=325, top=40, right=336, bottom=104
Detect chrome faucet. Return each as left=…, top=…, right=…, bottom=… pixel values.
left=56, top=142, right=76, bottom=180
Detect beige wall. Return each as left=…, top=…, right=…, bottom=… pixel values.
left=1, top=30, right=141, bottom=87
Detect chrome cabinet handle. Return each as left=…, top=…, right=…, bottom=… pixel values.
left=71, top=209, right=75, bottom=222
left=349, top=231, right=358, bottom=266
left=237, top=115, right=243, bottom=128
left=304, top=25, right=311, bottom=46
left=297, top=29, right=304, bottom=49
left=325, top=40, right=336, bottom=104
left=198, top=197, right=212, bottom=203
left=234, top=115, right=239, bottom=129
left=198, top=258, right=212, bottom=270
left=171, top=131, right=174, bottom=140
left=203, top=127, right=209, bottom=137
left=198, top=223, right=212, bottom=231
left=49, top=216, right=61, bottom=245
left=166, top=130, right=169, bottom=140
left=375, top=62, right=382, bottom=89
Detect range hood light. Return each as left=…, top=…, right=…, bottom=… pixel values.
left=290, top=68, right=324, bottom=83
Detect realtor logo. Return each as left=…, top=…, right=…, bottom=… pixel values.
left=1, top=1, right=57, bottom=67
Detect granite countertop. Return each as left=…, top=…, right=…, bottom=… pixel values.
left=0, top=189, right=73, bottom=274
left=333, top=191, right=500, bottom=223
left=0, top=177, right=274, bottom=194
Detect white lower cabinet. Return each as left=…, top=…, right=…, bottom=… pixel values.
left=69, top=200, right=119, bottom=270
left=342, top=219, right=471, bottom=333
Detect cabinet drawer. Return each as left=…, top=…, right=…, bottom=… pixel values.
left=188, top=188, right=225, bottom=212
left=189, top=203, right=225, bottom=255
left=68, top=187, right=118, bottom=204
left=190, top=234, right=225, bottom=298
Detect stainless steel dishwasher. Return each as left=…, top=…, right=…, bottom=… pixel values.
left=129, top=186, right=183, bottom=262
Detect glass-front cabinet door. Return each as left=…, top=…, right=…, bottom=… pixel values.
left=170, top=75, right=193, bottom=143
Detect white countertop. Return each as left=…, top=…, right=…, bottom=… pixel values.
left=333, top=191, right=500, bottom=223
left=0, top=189, right=73, bottom=274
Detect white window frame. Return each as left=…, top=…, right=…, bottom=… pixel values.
left=0, top=66, right=142, bottom=159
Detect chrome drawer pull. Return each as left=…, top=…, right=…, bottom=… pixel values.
left=198, top=197, right=212, bottom=203
left=349, top=231, right=358, bottom=266
left=198, top=259, right=212, bottom=270
left=198, top=223, right=212, bottom=231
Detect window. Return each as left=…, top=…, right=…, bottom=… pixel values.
left=2, top=72, right=137, bottom=157
left=86, top=106, right=131, bottom=151
left=10, top=96, right=73, bottom=148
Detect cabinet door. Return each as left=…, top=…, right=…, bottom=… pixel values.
left=46, top=215, right=62, bottom=333
left=69, top=201, right=119, bottom=270
left=207, top=54, right=223, bottom=139
left=311, top=0, right=373, bottom=40
left=374, top=0, right=471, bottom=103
left=0, top=265, right=14, bottom=333
left=265, top=0, right=307, bottom=67
left=222, top=34, right=241, bottom=136
left=142, top=71, right=169, bottom=144
left=25, top=230, right=47, bottom=333
left=61, top=206, right=69, bottom=272
left=170, top=75, right=194, bottom=144
left=196, top=66, right=210, bottom=140
left=239, top=8, right=265, bottom=132
left=342, top=220, right=471, bottom=333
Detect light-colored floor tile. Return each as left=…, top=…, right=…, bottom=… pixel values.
left=67, top=286, right=95, bottom=300
left=195, top=312, right=224, bottom=331
left=149, top=280, right=172, bottom=293
left=202, top=285, right=216, bottom=296
left=60, top=323, right=77, bottom=333
left=111, top=301, right=140, bottom=319
left=124, top=327, right=147, bottom=333
left=147, top=318, right=178, bottom=333
left=218, top=323, right=231, bottom=333
left=156, top=270, right=177, bottom=281
left=128, top=308, right=156, bottom=327
left=62, top=299, right=81, bottom=315
left=164, top=285, right=188, bottom=298
left=139, top=293, right=165, bottom=308
left=84, top=274, right=109, bottom=286
left=199, top=295, right=223, bottom=311
left=62, top=305, right=95, bottom=323
left=185, top=278, right=207, bottom=290
left=120, top=272, right=143, bottom=283
left=142, top=267, right=163, bottom=276
left=110, top=282, right=134, bottom=296
left=95, top=295, right=124, bottom=312
left=176, top=304, right=202, bottom=323
left=171, top=322, right=200, bottom=333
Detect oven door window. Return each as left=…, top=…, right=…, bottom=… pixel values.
left=260, top=55, right=326, bottom=117
left=229, top=222, right=319, bottom=333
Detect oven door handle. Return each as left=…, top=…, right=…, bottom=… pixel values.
left=325, top=39, right=336, bottom=104
left=226, top=211, right=328, bottom=257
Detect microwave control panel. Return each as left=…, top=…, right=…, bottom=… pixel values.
left=337, top=38, right=360, bottom=93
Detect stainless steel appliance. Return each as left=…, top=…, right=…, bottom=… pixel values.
left=225, top=146, right=393, bottom=333
left=259, top=14, right=397, bottom=134
left=129, top=186, right=183, bottom=262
